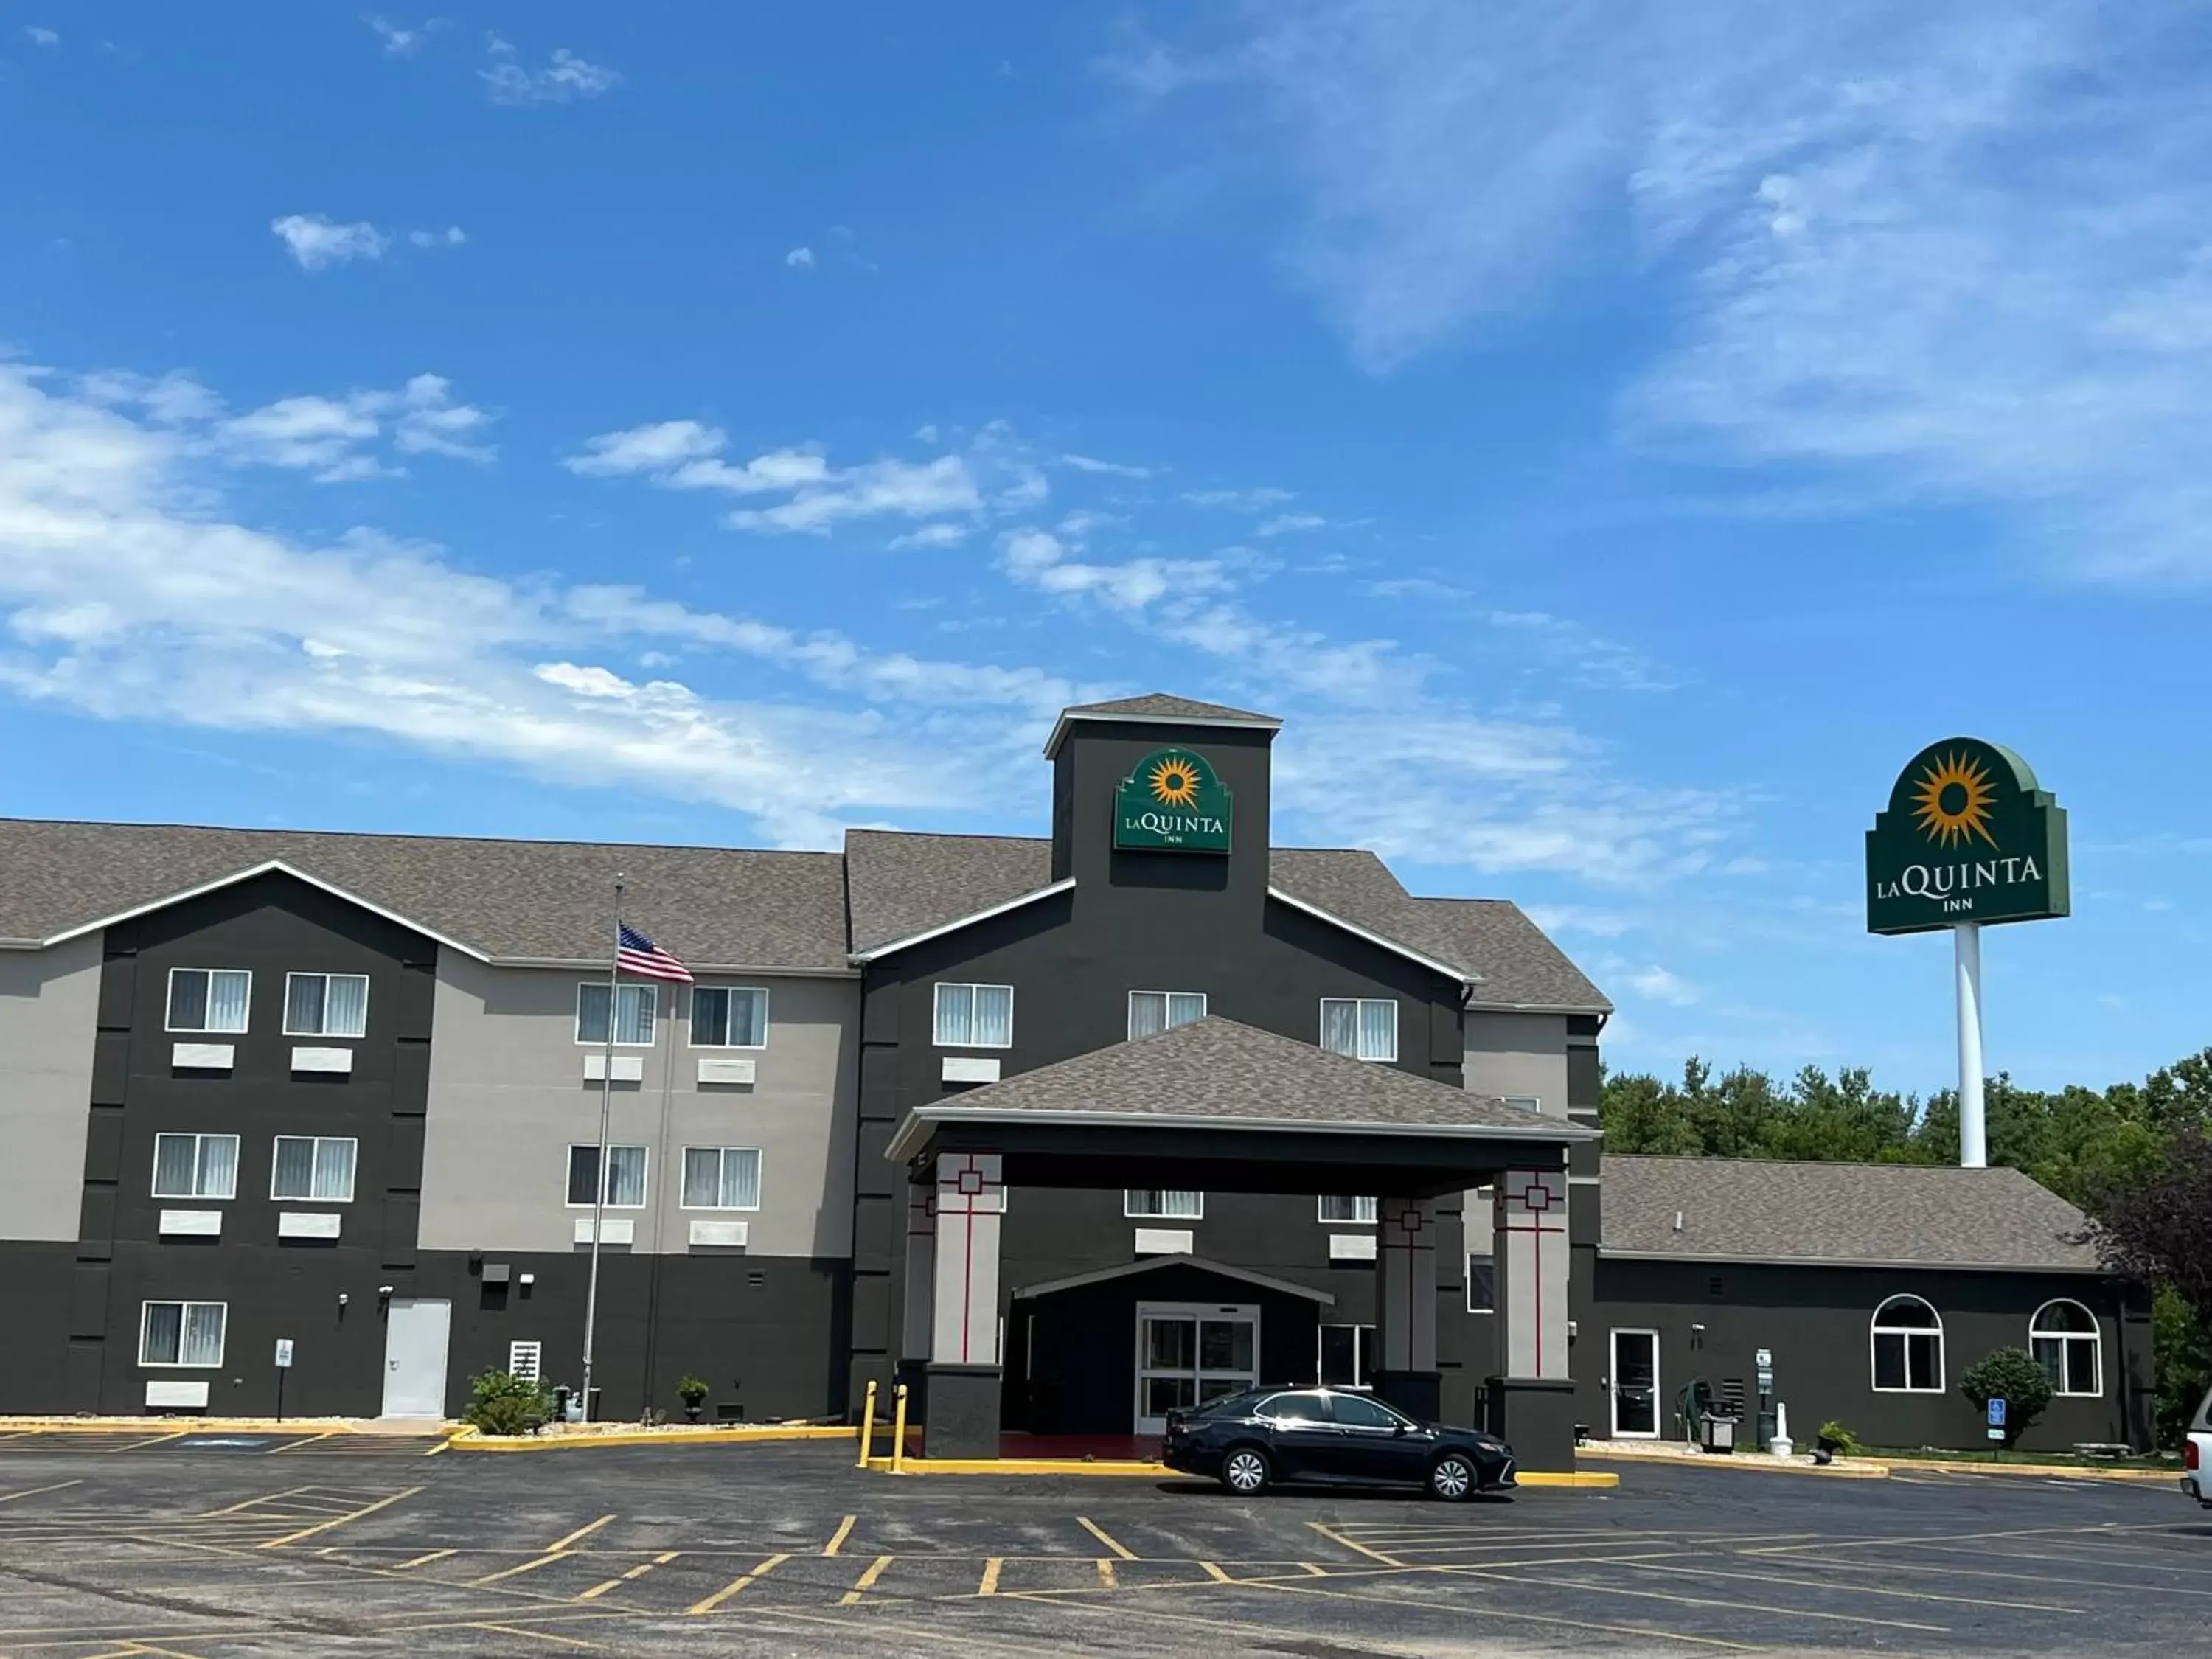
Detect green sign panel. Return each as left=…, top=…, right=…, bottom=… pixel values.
left=1866, top=738, right=2068, bottom=936
left=1113, top=748, right=1233, bottom=854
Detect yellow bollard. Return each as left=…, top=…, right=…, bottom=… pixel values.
left=891, top=1382, right=910, bottom=1475
left=856, top=1378, right=877, bottom=1468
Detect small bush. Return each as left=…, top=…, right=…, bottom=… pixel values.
left=1816, top=1420, right=1860, bottom=1455
left=1959, top=1346, right=2053, bottom=1450
left=464, top=1369, right=552, bottom=1436
left=676, top=1374, right=711, bottom=1405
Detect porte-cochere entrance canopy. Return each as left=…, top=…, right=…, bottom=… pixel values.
left=886, top=1016, right=1596, bottom=1463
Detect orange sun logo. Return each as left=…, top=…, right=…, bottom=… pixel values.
left=1911, top=751, right=1999, bottom=849
left=1148, top=756, right=1202, bottom=808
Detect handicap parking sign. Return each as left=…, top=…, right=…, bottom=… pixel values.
left=1987, top=1398, right=2006, bottom=1426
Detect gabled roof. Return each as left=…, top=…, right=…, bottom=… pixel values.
left=891, top=1015, right=1596, bottom=1159
left=0, top=818, right=852, bottom=971
left=1013, top=1254, right=1337, bottom=1305
left=1044, top=693, right=1282, bottom=757
left=1601, top=1155, right=2104, bottom=1273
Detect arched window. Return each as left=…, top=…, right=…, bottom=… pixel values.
left=2030, top=1300, right=2102, bottom=1397
left=1871, top=1295, right=1944, bottom=1393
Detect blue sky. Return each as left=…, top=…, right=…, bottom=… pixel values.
left=4, top=2, right=2208, bottom=1095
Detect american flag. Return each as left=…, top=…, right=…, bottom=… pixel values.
left=616, top=922, right=693, bottom=983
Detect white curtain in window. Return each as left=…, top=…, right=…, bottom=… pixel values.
left=682, top=1147, right=721, bottom=1207
left=208, top=971, right=251, bottom=1033
left=286, top=975, right=325, bottom=1034
left=153, top=1135, right=198, bottom=1197
left=1130, top=1189, right=1203, bottom=1218
left=274, top=1138, right=316, bottom=1200
left=616, top=985, right=655, bottom=1046
left=934, top=983, right=973, bottom=1045
left=1358, top=999, right=1397, bottom=1060
left=324, top=975, right=369, bottom=1038
left=1130, top=992, right=1166, bottom=1040
left=168, top=972, right=207, bottom=1030
left=1319, top=1195, right=1377, bottom=1222
left=142, top=1301, right=181, bottom=1363
left=730, top=988, right=767, bottom=1046
left=197, top=1134, right=237, bottom=1198
left=973, top=984, right=1012, bottom=1046
left=605, top=1145, right=647, bottom=1206
left=1321, top=999, right=1359, bottom=1056
left=720, top=1149, right=761, bottom=1208
left=180, top=1303, right=225, bottom=1366
left=313, top=1139, right=356, bottom=1201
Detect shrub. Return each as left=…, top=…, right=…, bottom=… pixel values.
left=463, top=1369, right=552, bottom=1436
left=1816, top=1420, right=1860, bottom=1455
left=677, top=1374, right=711, bottom=1405
left=1959, top=1346, right=2053, bottom=1450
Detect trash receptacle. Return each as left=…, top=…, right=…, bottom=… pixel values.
left=550, top=1385, right=571, bottom=1425
left=1699, top=1412, right=1738, bottom=1455
left=585, top=1386, right=602, bottom=1423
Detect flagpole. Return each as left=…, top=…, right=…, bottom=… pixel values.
left=580, top=874, right=622, bottom=1420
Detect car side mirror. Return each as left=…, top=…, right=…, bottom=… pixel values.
left=1392, top=1422, right=1407, bottom=1436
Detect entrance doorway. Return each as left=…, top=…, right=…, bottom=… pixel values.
left=1610, top=1327, right=1660, bottom=1438
left=1134, top=1301, right=1259, bottom=1433
left=380, top=1298, right=451, bottom=1418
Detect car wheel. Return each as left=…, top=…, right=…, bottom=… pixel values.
left=1428, top=1453, right=1476, bottom=1501
left=1221, top=1446, right=1273, bottom=1496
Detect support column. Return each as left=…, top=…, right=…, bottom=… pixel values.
left=1489, top=1169, right=1576, bottom=1470
left=1373, top=1197, right=1440, bottom=1421
left=925, top=1151, right=1004, bottom=1458
left=1955, top=922, right=1986, bottom=1168
left=900, top=1187, right=936, bottom=1366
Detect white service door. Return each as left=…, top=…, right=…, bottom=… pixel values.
left=380, top=1298, right=452, bottom=1418
left=1610, top=1328, right=1660, bottom=1438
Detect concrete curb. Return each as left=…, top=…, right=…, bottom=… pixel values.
left=1579, top=1450, right=1892, bottom=1480
left=0, top=1417, right=428, bottom=1436
left=1874, top=1455, right=2177, bottom=1484
left=445, top=1423, right=857, bottom=1452
left=863, top=1457, right=1617, bottom=1486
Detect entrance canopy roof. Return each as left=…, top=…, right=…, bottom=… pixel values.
left=887, top=1016, right=1593, bottom=1199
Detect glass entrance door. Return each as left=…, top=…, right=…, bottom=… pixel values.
left=1135, top=1302, right=1259, bottom=1433
left=1610, top=1328, right=1660, bottom=1438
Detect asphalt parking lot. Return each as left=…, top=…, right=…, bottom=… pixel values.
left=0, top=1433, right=2204, bottom=1656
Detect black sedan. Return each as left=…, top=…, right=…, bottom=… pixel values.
left=1162, top=1385, right=1516, bottom=1500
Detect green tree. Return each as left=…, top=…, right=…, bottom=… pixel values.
left=1958, top=1347, right=2053, bottom=1451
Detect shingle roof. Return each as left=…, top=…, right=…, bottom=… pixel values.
left=1059, top=693, right=1281, bottom=724
left=913, top=1015, right=1593, bottom=1135
left=0, top=819, right=850, bottom=971
left=844, top=830, right=1053, bottom=956
left=1600, top=1155, right=2101, bottom=1272
left=1413, top=898, right=1611, bottom=1012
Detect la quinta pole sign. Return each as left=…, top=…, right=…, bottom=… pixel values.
left=1866, top=739, right=2068, bottom=1168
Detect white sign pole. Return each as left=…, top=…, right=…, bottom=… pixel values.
left=1954, top=922, right=1986, bottom=1168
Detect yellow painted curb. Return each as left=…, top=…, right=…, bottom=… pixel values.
left=1579, top=1451, right=1891, bottom=1480
left=445, top=1423, right=857, bottom=1452
left=881, top=1456, right=1173, bottom=1477
left=1515, top=1470, right=1619, bottom=1488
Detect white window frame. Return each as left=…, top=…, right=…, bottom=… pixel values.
left=2029, top=1298, right=2104, bottom=1398
left=679, top=1145, right=764, bottom=1211
left=689, top=984, right=771, bottom=1050
left=1124, top=1189, right=1204, bottom=1220
left=574, top=981, right=658, bottom=1047
left=1465, top=1253, right=1496, bottom=1314
left=1318, top=1322, right=1377, bottom=1391
left=138, top=1299, right=227, bottom=1368
left=933, top=982, right=1015, bottom=1049
left=566, top=1143, right=649, bottom=1208
left=269, top=1135, right=359, bottom=1204
left=1127, top=990, right=1208, bottom=1039
left=1608, top=1326, right=1663, bottom=1439
left=1870, top=1294, right=1945, bottom=1394
left=150, top=1133, right=240, bottom=1200
left=281, top=972, right=371, bottom=1039
left=1317, top=1195, right=1378, bottom=1225
left=507, top=1340, right=543, bottom=1381
left=1502, top=1093, right=1542, bottom=1113
left=1319, top=997, right=1398, bottom=1062
left=164, top=968, right=252, bottom=1034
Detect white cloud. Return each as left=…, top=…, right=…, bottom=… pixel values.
left=786, top=246, right=816, bottom=270
left=481, top=38, right=619, bottom=106
left=568, top=421, right=987, bottom=536
left=1180, top=486, right=1295, bottom=510
left=1256, top=512, right=1326, bottom=535
left=24, top=26, right=60, bottom=47
left=889, top=523, right=971, bottom=551
left=1623, top=964, right=1701, bottom=1006
left=0, top=361, right=1088, bottom=846
left=365, top=15, right=435, bottom=56
left=408, top=226, right=466, bottom=248
left=1060, top=452, right=1150, bottom=479
left=1150, top=1, right=2212, bottom=581
left=271, top=214, right=389, bottom=271
left=997, top=528, right=1226, bottom=613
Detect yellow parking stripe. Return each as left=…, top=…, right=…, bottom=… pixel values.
left=1076, top=1516, right=1136, bottom=1560
left=1096, top=1557, right=1116, bottom=1588
left=688, top=1552, right=789, bottom=1614
left=1200, top=1560, right=1231, bottom=1582
left=395, top=1548, right=456, bottom=1570
left=470, top=1551, right=574, bottom=1585
left=260, top=1486, right=422, bottom=1549
left=979, top=1557, right=1003, bottom=1596
left=577, top=1549, right=680, bottom=1601
left=841, top=1553, right=894, bottom=1605
left=823, top=1514, right=857, bottom=1556
left=544, top=1514, right=617, bottom=1553
left=0, top=1481, right=82, bottom=1505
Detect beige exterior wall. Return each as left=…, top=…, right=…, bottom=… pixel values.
left=419, top=953, right=859, bottom=1259
left=0, top=933, right=102, bottom=1241
left=1462, top=1010, right=1571, bottom=1119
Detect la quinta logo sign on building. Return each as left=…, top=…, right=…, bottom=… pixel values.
left=1113, top=748, right=1232, bottom=853
left=1865, top=739, right=2069, bottom=935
